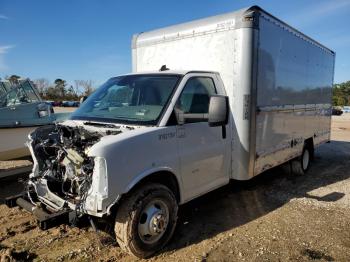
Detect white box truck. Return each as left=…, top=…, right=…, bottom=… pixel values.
left=7, top=6, right=334, bottom=258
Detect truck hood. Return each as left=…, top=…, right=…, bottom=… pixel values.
left=59, top=120, right=157, bottom=157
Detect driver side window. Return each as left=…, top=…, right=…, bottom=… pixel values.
left=176, top=77, right=216, bottom=118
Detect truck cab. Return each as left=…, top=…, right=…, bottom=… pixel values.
left=67, top=70, right=231, bottom=206
left=15, top=70, right=231, bottom=258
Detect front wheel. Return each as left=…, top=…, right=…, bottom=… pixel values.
left=114, top=183, right=178, bottom=258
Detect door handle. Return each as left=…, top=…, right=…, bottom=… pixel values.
left=9, top=107, right=16, bottom=110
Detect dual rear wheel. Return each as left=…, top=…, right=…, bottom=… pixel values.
left=291, top=145, right=312, bottom=175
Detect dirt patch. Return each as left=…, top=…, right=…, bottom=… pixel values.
left=0, top=246, right=37, bottom=262
left=0, top=115, right=349, bottom=261
left=301, top=248, right=334, bottom=261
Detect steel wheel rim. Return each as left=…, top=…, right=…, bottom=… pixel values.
left=302, top=149, right=310, bottom=170
left=138, top=198, right=170, bottom=244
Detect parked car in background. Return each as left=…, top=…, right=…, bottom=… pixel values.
left=332, top=107, right=343, bottom=116
left=52, top=101, right=62, bottom=107
left=45, top=100, right=54, bottom=106
left=61, top=100, right=80, bottom=107
left=343, top=106, right=350, bottom=113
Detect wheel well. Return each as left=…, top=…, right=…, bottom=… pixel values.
left=304, top=137, right=314, bottom=160
left=109, top=171, right=181, bottom=217
left=135, top=171, right=181, bottom=203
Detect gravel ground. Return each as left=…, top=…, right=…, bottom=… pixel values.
left=0, top=114, right=350, bottom=261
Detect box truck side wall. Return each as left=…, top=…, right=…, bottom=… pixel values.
left=254, top=13, right=335, bottom=174
left=132, top=6, right=334, bottom=180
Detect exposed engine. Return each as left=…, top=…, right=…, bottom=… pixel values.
left=28, top=123, right=113, bottom=205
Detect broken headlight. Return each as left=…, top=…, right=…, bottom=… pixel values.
left=85, top=157, right=108, bottom=214
left=91, top=157, right=108, bottom=198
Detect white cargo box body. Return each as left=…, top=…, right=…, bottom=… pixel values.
left=132, top=6, right=335, bottom=179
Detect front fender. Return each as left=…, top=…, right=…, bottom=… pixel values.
left=88, top=126, right=182, bottom=206
left=124, top=166, right=179, bottom=193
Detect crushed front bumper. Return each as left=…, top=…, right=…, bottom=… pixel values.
left=5, top=193, right=75, bottom=230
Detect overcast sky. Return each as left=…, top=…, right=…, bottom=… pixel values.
left=0, top=0, right=349, bottom=86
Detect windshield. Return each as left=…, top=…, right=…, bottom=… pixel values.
left=0, top=84, right=7, bottom=98
left=71, top=74, right=181, bottom=125
left=0, top=81, right=40, bottom=108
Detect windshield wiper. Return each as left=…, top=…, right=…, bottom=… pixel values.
left=83, top=121, right=120, bottom=129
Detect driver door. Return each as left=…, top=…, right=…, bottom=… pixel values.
left=175, top=74, right=230, bottom=201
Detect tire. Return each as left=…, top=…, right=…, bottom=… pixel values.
left=291, top=146, right=311, bottom=175
left=114, top=183, right=178, bottom=258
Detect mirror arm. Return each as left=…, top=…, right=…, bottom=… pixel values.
left=175, top=110, right=209, bottom=125
left=181, top=113, right=208, bottom=120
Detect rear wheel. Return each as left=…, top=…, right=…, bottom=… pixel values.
left=114, top=183, right=178, bottom=258
left=291, top=146, right=311, bottom=175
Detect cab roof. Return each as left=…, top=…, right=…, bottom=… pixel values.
left=120, top=70, right=219, bottom=76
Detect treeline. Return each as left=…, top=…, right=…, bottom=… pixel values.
left=34, top=78, right=95, bottom=101
left=2, top=74, right=95, bottom=101
left=333, top=81, right=350, bottom=106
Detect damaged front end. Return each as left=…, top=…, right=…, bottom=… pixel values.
left=7, top=122, right=117, bottom=229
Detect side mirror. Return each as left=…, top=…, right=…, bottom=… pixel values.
left=208, top=95, right=229, bottom=127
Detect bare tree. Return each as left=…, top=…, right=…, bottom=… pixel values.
left=65, top=85, right=78, bottom=101
left=33, top=78, right=50, bottom=96
left=73, top=80, right=85, bottom=97
left=79, top=80, right=95, bottom=96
